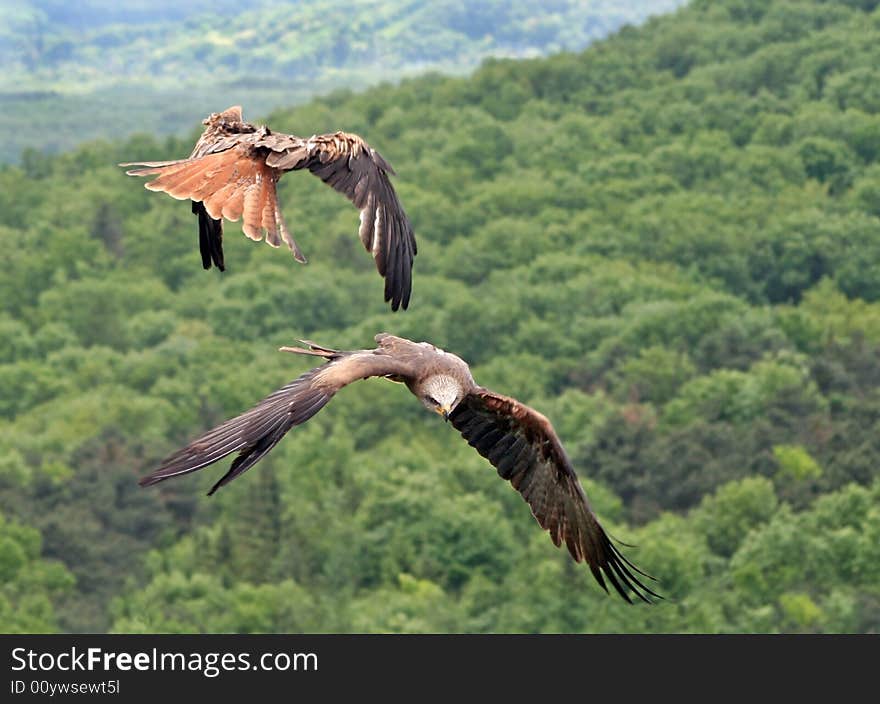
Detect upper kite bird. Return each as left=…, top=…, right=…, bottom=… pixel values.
left=121, top=106, right=416, bottom=311
left=139, top=333, right=660, bottom=604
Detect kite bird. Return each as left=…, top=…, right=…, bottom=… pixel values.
left=120, top=106, right=416, bottom=311
left=139, top=333, right=660, bottom=603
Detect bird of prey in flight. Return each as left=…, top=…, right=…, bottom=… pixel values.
left=121, top=106, right=416, bottom=311
left=139, top=333, right=660, bottom=603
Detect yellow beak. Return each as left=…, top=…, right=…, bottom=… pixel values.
left=435, top=406, right=450, bottom=422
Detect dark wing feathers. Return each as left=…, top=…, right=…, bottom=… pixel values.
left=139, top=367, right=332, bottom=495
left=139, top=343, right=419, bottom=495
left=252, top=130, right=415, bottom=310
left=281, top=134, right=416, bottom=311
left=138, top=331, right=656, bottom=603
left=123, top=118, right=415, bottom=310
left=449, top=389, right=660, bottom=604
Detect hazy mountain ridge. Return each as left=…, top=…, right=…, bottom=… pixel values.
left=0, top=0, right=683, bottom=162
left=1, top=0, right=879, bottom=634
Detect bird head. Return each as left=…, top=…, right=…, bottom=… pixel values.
left=203, top=105, right=244, bottom=127
left=419, top=374, right=464, bottom=422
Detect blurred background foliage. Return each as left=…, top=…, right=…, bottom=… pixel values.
left=1, top=0, right=879, bottom=633
left=0, top=0, right=682, bottom=162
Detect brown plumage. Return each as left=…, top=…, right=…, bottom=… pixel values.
left=120, top=106, right=416, bottom=311
left=140, top=333, right=660, bottom=604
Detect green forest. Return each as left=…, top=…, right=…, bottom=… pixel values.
left=1, top=0, right=880, bottom=634
left=0, top=0, right=680, bottom=162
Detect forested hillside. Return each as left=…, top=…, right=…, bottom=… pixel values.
left=0, top=0, right=681, bottom=162
left=1, top=0, right=880, bottom=634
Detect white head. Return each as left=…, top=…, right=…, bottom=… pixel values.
left=419, top=374, right=464, bottom=421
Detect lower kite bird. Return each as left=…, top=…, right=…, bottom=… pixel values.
left=139, top=334, right=660, bottom=603
left=120, top=106, right=416, bottom=311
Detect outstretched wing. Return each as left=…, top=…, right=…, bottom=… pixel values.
left=449, top=389, right=660, bottom=603
left=263, top=132, right=417, bottom=311
left=121, top=110, right=415, bottom=309
left=139, top=340, right=419, bottom=496
left=121, top=146, right=306, bottom=263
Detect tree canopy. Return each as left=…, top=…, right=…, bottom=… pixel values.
left=0, top=0, right=682, bottom=162
left=1, top=0, right=879, bottom=633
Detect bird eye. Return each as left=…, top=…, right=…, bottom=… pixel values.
left=426, top=396, right=438, bottom=406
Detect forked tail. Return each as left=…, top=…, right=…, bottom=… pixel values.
left=279, top=340, right=341, bottom=360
